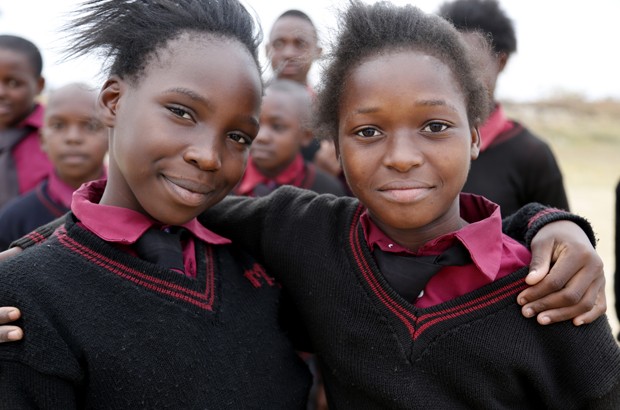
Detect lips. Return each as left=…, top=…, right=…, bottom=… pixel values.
left=59, top=153, right=90, bottom=164
left=377, top=181, right=433, bottom=203
left=163, top=175, right=212, bottom=207
left=250, top=148, right=273, bottom=159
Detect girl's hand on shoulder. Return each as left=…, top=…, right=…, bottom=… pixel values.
left=0, top=247, right=25, bottom=342
left=517, top=220, right=605, bottom=326
left=0, top=307, right=23, bottom=342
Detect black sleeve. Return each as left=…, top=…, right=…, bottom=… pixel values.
left=0, top=361, right=77, bottom=409
left=614, top=180, right=620, bottom=339
left=9, top=216, right=66, bottom=250
left=501, top=202, right=596, bottom=248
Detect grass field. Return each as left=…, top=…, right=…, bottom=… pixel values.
left=504, top=98, right=619, bottom=334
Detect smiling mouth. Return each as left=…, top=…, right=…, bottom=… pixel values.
left=378, top=186, right=433, bottom=203
left=250, top=149, right=273, bottom=159
left=163, top=176, right=211, bottom=207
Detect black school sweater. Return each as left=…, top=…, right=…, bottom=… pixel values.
left=197, top=187, right=619, bottom=409
left=463, top=122, right=569, bottom=216
left=0, top=213, right=311, bottom=409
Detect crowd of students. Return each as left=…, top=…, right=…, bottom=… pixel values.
left=0, top=0, right=617, bottom=408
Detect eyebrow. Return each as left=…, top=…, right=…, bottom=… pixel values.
left=353, top=99, right=459, bottom=115
left=162, top=87, right=259, bottom=128
left=162, top=87, right=210, bottom=106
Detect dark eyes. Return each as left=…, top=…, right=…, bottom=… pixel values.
left=228, top=132, right=252, bottom=146
left=354, top=122, right=450, bottom=139
left=422, top=122, right=449, bottom=133
left=355, top=127, right=381, bottom=138
left=167, top=105, right=253, bottom=146
left=168, top=106, right=193, bottom=120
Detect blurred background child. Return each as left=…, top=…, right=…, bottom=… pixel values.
left=234, top=79, right=345, bottom=197
left=0, top=82, right=107, bottom=250
left=437, top=0, right=570, bottom=216
left=265, top=9, right=323, bottom=162
left=0, top=35, right=51, bottom=209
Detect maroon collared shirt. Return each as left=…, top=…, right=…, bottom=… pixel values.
left=235, top=153, right=306, bottom=196
left=479, top=103, right=515, bottom=152
left=12, top=104, right=53, bottom=194
left=361, top=193, right=531, bottom=307
left=72, top=179, right=231, bottom=278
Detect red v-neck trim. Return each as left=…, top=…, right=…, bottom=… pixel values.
left=55, top=226, right=216, bottom=311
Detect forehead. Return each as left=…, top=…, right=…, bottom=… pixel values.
left=269, top=16, right=317, bottom=42
left=342, top=50, right=465, bottom=111
left=46, top=88, right=97, bottom=117
left=262, top=89, right=303, bottom=118
left=0, top=48, right=37, bottom=75
left=142, top=34, right=261, bottom=90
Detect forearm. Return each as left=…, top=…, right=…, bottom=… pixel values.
left=502, top=203, right=595, bottom=248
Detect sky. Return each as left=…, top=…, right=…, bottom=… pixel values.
left=1, top=0, right=619, bottom=102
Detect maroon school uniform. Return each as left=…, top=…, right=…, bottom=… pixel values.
left=361, top=193, right=531, bottom=307
left=72, top=179, right=230, bottom=278
left=235, top=153, right=345, bottom=197
left=8, top=104, right=53, bottom=197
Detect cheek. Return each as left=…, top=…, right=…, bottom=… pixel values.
left=222, top=148, right=249, bottom=185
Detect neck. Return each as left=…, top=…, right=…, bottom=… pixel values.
left=370, top=202, right=466, bottom=253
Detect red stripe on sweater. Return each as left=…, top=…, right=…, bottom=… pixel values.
left=527, top=208, right=564, bottom=229
left=349, top=206, right=417, bottom=336
left=417, top=278, right=527, bottom=322
left=413, top=279, right=528, bottom=340
left=57, top=230, right=214, bottom=310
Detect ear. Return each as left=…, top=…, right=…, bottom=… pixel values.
left=38, top=130, right=49, bottom=154
left=265, top=43, right=272, bottom=59
left=300, top=128, right=314, bottom=148
left=36, top=76, right=45, bottom=95
left=497, top=52, right=509, bottom=74
left=98, top=76, right=123, bottom=128
left=314, top=45, right=323, bottom=60
left=470, top=127, right=481, bottom=160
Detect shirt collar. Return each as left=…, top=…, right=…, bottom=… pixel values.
left=360, top=193, right=504, bottom=281
left=236, top=153, right=305, bottom=196
left=71, top=179, right=231, bottom=245
left=47, top=171, right=78, bottom=209
left=17, top=103, right=44, bottom=130
left=478, top=103, right=514, bottom=152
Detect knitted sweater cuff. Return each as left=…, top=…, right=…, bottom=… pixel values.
left=10, top=216, right=65, bottom=250
left=503, top=203, right=596, bottom=248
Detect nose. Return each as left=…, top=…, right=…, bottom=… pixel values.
left=183, top=132, right=222, bottom=171
left=383, top=130, right=424, bottom=172
left=64, top=125, right=84, bottom=144
left=252, top=126, right=271, bottom=146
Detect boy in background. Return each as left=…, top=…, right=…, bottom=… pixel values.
left=234, top=79, right=345, bottom=197
left=437, top=0, right=570, bottom=216
left=0, top=83, right=107, bottom=250
left=0, top=35, right=51, bottom=209
left=266, top=9, right=323, bottom=161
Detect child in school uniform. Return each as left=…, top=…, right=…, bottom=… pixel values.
left=266, top=9, right=323, bottom=162
left=0, top=83, right=108, bottom=250
left=0, top=35, right=52, bottom=209
left=189, top=2, right=619, bottom=408
left=0, top=0, right=612, bottom=407
left=235, top=79, right=345, bottom=197
left=437, top=0, right=570, bottom=216
left=0, top=0, right=311, bottom=408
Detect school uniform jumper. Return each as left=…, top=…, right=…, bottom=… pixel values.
left=0, top=104, right=53, bottom=208
left=0, top=176, right=72, bottom=251
left=197, top=186, right=620, bottom=410
left=463, top=105, right=569, bottom=216
left=0, top=182, right=311, bottom=409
